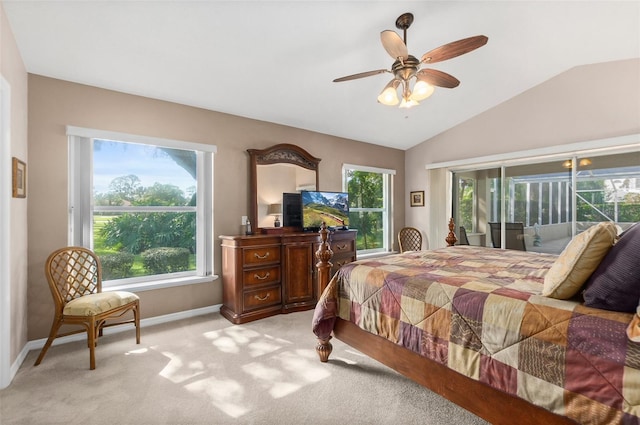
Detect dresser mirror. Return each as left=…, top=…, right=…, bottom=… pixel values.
left=248, top=144, right=320, bottom=230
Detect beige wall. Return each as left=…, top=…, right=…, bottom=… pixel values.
left=405, top=58, right=640, bottom=248
left=27, top=75, right=405, bottom=340
left=1, top=3, right=29, bottom=369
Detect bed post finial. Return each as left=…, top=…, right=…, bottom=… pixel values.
left=446, top=218, right=458, bottom=247
left=315, top=222, right=335, bottom=362
left=316, top=222, right=334, bottom=298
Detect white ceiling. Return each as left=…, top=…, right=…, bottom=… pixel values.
left=3, top=1, right=639, bottom=150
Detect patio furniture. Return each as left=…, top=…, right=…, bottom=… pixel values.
left=489, top=222, right=527, bottom=251
left=458, top=226, right=470, bottom=245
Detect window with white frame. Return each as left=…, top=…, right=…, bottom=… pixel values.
left=68, top=127, right=215, bottom=290
left=343, top=164, right=395, bottom=254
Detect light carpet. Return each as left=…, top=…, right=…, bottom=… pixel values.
left=0, top=310, right=488, bottom=424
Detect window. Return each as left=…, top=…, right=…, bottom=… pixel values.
left=343, top=164, right=395, bottom=254
left=68, top=127, right=215, bottom=290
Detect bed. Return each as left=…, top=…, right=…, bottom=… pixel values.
left=312, top=220, right=640, bottom=425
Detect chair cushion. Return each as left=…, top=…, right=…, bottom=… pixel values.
left=542, top=221, right=617, bottom=299
left=64, top=291, right=139, bottom=316
left=583, top=222, right=640, bottom=312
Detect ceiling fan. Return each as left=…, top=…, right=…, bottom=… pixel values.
left=333, top=12, right=488, bottom=108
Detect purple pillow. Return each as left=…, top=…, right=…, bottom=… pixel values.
left=583, top=222, right=640, bottom=312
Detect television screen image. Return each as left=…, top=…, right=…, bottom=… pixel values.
left=301, top=191, right=349, bottom=231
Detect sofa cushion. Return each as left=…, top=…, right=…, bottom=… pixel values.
left=583, top=222, right=640, bottom=312
left=542, top=222, right=617, bottom=299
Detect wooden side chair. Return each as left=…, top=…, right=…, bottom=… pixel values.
left=398, top=227, right=423, bottom=252
left=34, top=246, right=140, bottom=370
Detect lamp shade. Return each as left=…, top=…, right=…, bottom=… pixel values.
left=267, top=203, right=282, bottom=216
left=410, top=80, right=435, bottom=101
left=377, top=80, right=400, bottom=106
left=399, top=98, right=419, bottom=109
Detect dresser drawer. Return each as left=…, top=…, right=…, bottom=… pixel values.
left=331, top=239, right=355, bottom=255
left=243, top=286, right=282, bottom=311
left=332, top=254, right=355, bottom=270
left=243, top=246, right=280, bottom=266
left=243, top=265, right=280, bottom=287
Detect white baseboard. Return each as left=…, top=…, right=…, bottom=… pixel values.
left=9, top=304, right=221, bottom=386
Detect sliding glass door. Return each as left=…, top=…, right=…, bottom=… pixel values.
left=451, top=149, right=640, bottom=254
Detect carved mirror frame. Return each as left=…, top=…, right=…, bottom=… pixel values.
left=248, top=144, right=320, bottom=231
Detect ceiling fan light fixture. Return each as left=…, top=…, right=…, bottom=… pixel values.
left=377, top=80, right=400, bottom=105
left=399, top=97, right=419, bottom=109
left=410, top=80, right=435, bottom=101
left=335, top=13, right=487, bottom=109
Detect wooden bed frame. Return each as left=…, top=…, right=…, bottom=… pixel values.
left=313, top=220, right=576, bottom=425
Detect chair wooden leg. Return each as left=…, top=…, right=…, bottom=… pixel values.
left=88, top=317, right=97, bottom=370
left=135, top=301, right=141, bottom=344
left=34, top=319, right=62, bottom=366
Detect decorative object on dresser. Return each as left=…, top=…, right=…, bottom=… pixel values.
left=220, top=229, right=356, bottom=324
left=267, top=203, right=282, bottom=227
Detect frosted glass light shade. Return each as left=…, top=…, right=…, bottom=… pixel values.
left=377, top=81, right=400, bottom=105
left=399, top=98, right=419, bottom=109
left=410, top=81, right=435, bottom=101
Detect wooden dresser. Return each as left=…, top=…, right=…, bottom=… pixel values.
left=219, top=230, right=357, bottom=324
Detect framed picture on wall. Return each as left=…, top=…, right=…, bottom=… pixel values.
left=410, top=190, right=424, bottom=207
left=12, top=157, right=26, bottom=198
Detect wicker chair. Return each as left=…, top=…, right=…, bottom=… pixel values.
left=398, top=227, right=423, bottom=252
left=34, top=247, right=140, bottom=370
left=488, top=222, right=527, bottom=251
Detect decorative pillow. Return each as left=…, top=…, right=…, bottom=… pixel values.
left=542, top=221, right=617, bottom=299
left=583, top=222, right=640, bottom=312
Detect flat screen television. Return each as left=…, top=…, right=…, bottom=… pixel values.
left=301, top=190, right=349, bottom=232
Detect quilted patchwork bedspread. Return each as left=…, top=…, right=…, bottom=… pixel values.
left=312, top=246, right=640, bottom=424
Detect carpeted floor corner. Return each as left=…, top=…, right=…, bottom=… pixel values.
left=0, top=310, right=488, bottom=425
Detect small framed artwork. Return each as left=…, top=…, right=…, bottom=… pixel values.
left=12, top=157, right=26, bottom=198
left=410, top=190, right=424, bottom=207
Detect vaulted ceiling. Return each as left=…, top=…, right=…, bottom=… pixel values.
left=3, top=1, right=639, bottom=150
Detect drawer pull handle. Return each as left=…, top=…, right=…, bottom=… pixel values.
left=336, top=244, right=348, bottom=251
left=337, top=260, right=348, bottom=266
left=254, top=252, right=270, bottom=259
left=254, top=272, right=270, bottom=280
left=254, top=293, right=270, bottom=301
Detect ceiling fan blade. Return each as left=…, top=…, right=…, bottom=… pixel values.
left=380, top=30, right=408, bottom=60
left=416, top=69, right=460, bottom=88
left=333, top=69, right=389, bottom=83
left=421, top=35, right=488, bottom=64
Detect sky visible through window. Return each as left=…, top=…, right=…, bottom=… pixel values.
left=93, top=139, right=195, bottom=195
